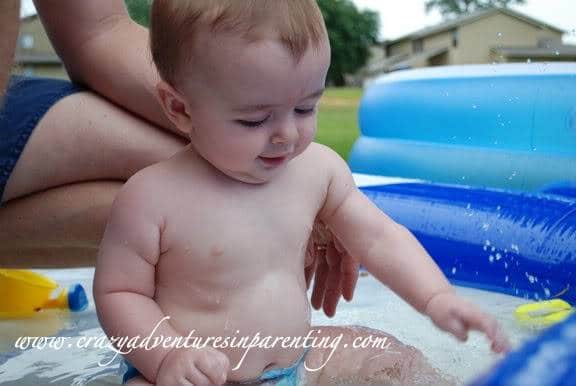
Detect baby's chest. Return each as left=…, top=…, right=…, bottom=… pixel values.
left=160, top=190, right=319, bottom=272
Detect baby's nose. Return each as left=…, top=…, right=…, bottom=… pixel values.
left=271, top=120, right=299, bottom=145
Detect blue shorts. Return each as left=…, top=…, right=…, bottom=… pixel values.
left=122, top=349, right=309, bottom=385
left=0, top=76, right=84, bottom=201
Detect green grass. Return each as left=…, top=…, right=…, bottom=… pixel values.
left=316, top=87, right=363, bottom=160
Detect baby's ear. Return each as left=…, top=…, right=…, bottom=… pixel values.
left=156, top=80, right=192, bottom=132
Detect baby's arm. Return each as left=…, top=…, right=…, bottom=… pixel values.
left=93, top=178, right=228, bottom=384
left=317, top=146, right=509, bottom=352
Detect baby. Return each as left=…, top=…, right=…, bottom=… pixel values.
left=94, top=1, right=509, bottom=385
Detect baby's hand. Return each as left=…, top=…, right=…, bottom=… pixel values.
left=425, top=291, right=511, bottom=354
left=156, top=347, right=229, bottom=385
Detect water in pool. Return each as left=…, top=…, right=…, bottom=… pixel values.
left=0, top=268, right=536, bottom=385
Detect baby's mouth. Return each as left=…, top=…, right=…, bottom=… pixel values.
left=258, top=155, right=288, bottom=168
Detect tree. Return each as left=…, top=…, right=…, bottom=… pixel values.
left=125, top=0, right=151, bottom=27
left=425, top=0, right=526, bottom=18
left=317, top=0, right=379, bottom=86
left=124, top=0, right=380, bottom=87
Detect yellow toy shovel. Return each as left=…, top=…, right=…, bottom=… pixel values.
left=0, top=269, right=88, bottom=319
left=515, top=299, right=574, bottom=330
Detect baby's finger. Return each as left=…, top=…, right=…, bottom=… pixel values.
left=447, top=317, right=468, bottom=341
left=490, top=327, right=511, bottom=353
left=459, top=307, right=498, bottom=337
left=456, top=307, right=511, bottom=352
left=158, top=373, right=194, bottom=386
left=196, top=350, right=229, bottom=385
left=185, top=366, right=212, bottom=386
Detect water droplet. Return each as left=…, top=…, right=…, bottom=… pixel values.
left=489, top=255, right=495, bottom=263
left=472, top=104, right=478, bottom=109
left=526, top=58, right=532, bottom=63
left=496, top=253, right=502, bottom=260
left=554, top=50, right=560, bottom=56
left=544, top=288, right=551, bottom=297
left=497, top=32, right=502, bottom=38
left=505, top=275, right=509, bottom=283
left=451, top=267, right=457, bottom=275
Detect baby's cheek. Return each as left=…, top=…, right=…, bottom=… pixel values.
left=299, top=126, right=317, bottom=147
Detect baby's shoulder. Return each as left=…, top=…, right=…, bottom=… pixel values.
left=112, top=161, right=176, bottom=217
left=123, top=162, right=169, bottom=195
left=299, top=142, right=350, bottom=176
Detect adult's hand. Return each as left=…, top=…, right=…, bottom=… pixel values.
left=305, top=221, right=359, bottom=317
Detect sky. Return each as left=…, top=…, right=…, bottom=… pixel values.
left=20, top=0, right=576, bottom=43
left=352, top=0, right=576, bottom=43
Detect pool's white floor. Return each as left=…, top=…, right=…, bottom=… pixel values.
left=0, top=268, right=535, bottom=385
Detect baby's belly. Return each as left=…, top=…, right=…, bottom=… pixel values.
left=156, top=272, right=311, bottom=381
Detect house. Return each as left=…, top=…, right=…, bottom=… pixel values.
left=13, top=15, right=68, bottom=79
left=363, top=7, right=576, bottom=80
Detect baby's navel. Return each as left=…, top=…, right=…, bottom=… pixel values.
left=210, top=245, right=224, bottom=257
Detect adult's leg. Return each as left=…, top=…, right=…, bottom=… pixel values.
left=0, top=0, right=19, bottom=101
left=0, top=181, right=120, bottom=267
left=0, top=91, right=185, bottom=267
left=303, top=326, right=448, bottom=385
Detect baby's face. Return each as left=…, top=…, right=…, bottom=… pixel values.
left=177, top=33, right=331, bottom=184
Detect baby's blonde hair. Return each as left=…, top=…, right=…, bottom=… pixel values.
left=150, top=0, right=327, bottom=85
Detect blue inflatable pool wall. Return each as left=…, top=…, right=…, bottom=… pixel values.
left=350, top=63, right=576, bottom=191
left=360, top=183, right=576, bottom=304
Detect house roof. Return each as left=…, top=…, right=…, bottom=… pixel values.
left=494, top=44, right=576, bottom=59
left=390, top=46, right=449, bottom=71
left=385, top=8, right=564, bottom=46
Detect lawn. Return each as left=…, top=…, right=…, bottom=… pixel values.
left=316, top=87, right=363, bottom=160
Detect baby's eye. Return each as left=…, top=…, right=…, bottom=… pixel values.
left=295, top=107, right=315, bottom=115
left=235, top=117, right=268, bottom=127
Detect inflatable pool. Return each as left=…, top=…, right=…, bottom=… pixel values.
left=353, top=63, right=576, bottom=385
left=350, top=63, right=576, bottom=191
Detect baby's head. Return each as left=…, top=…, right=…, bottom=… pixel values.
left=150, top=0, right=330, bottom=183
